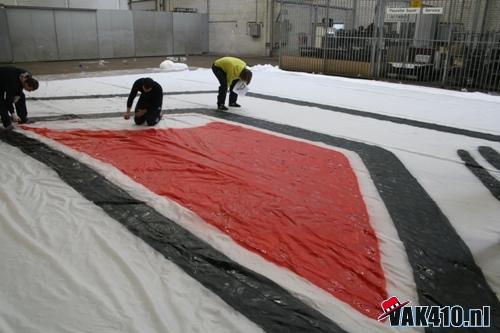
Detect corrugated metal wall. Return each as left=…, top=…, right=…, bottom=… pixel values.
left=133, top=11, right=172, bottom=56
left=7, top=8, right=59, bottom=62
left=0, top=9, right=13, bottom=63
left=1, top=0, right=129, bottom=10
left=0, top=6, right=208, bottom=63
left=55, top=10, right=100, bottom=60
left=97, top=10, right=135, bottom=58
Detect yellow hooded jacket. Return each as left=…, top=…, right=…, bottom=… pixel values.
left=214, top=57, right=246, bottom=86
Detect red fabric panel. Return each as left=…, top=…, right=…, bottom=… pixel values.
left=27, top=122, right=387, bottom=319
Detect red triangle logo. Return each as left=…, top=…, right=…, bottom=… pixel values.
left=27, top=121, right=387, bottom=319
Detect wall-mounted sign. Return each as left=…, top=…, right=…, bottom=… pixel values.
left=423, top=7, right=444, bottom=14
left=386, top=7, right=421, bottom=15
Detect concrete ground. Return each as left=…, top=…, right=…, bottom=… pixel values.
left=1, top=55, right=279, bottom=76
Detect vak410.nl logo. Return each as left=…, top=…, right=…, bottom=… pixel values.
left=378, top=296, right=491, bottom=328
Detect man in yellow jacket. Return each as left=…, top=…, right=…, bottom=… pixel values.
left=212, top=56, right=252, bottom=111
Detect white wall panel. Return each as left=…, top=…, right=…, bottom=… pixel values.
left=69, top=0, right=122, bottom=10
left=3, top=7, right=206, bottom=62
left=54, top=10, right=99, bottom=60
left=208, top=0, right=267, bottom=56
left=97, top=10, right=135, bottom=58
left=8, top=0, right=126, bottom=10
left=133, top=11, right=172, bottom=56
left=0, top=9, right=13, bottom=62
left=16, top=0, right=67, bottom=7
left=7, top=8, right=58, bottom=62
left=173, top=12, right=203, bottom=54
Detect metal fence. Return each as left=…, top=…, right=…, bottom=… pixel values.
left=278, top=0, right=500, bottom=92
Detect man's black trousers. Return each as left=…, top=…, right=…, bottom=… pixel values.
left=134, top=93, right=162, bottom=126
left=212, top=64, right=238, bottom=106
left=0, top=93, right=28, bottom=128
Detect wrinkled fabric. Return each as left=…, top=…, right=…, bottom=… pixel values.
left=27, top=122, right=387, bottom=319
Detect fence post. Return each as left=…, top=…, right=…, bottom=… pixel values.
left=375, top=0, right=386, bottom=78
left=323, top=0, right=330, bottom=74
left=370, top=0, right=385, bottom=78
left=441, top=0, right=455, bottom=87
left=278, top=0, right=283, bottom=68
left=369, top=0, right=378, bottom=77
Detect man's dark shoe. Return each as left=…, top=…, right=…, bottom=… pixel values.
left=217, top=104, right=228, bottom=111
left=229, top=102, right=241, bottom=107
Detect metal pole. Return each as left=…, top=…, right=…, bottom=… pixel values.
left=311, top=4, right=316, bottom=71
left=278, top=0, right=283, bottom=68
left=270, top=0, right=275, bottom=57
left=370, top=0, right=385, bottom=78
left=441, top=0, right=455, bottom=87
left=255, top=0, right=258, bottom=22
left=323, top=0, right=329, bottom=74
left=280, top=0, right=350, bottom=10
left=352, top=0, right=358, bottom=29
left=370, top=0, right=381, bottom=77
left=375, top=0, right=386, bottom=78
left=471, top=0, right=482, bottom=34
left=480, top=0, right=490, bottom=35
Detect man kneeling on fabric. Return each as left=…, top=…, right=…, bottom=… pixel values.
left=0, top=66, right=39, bottom=130
left=124, top=78, right=163, bottom=126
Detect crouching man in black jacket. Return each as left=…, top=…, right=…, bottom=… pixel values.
left=0, top=66, right=39, bottom=130
left=123, top=78, right=163, bottom=126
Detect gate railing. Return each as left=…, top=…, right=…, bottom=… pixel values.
left=278, top=0, right=500, bottom=92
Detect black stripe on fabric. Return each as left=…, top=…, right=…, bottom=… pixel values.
left=479, top=146, right=500, bottom=170
left=28, top=90, right=218, bottom=101
left=169, top=109, right=500, bottom=333
left=30, top=112, right=125, bottom=122
left=28, top=91, right=500, bottom=142
left=0, top=129, right=347, bottom=333
left=245, top=92, right=500, bottom=143
left=458, top=149, right=500, bottom=202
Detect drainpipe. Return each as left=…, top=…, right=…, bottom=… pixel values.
left=255, top=0, right=258, bottom=22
